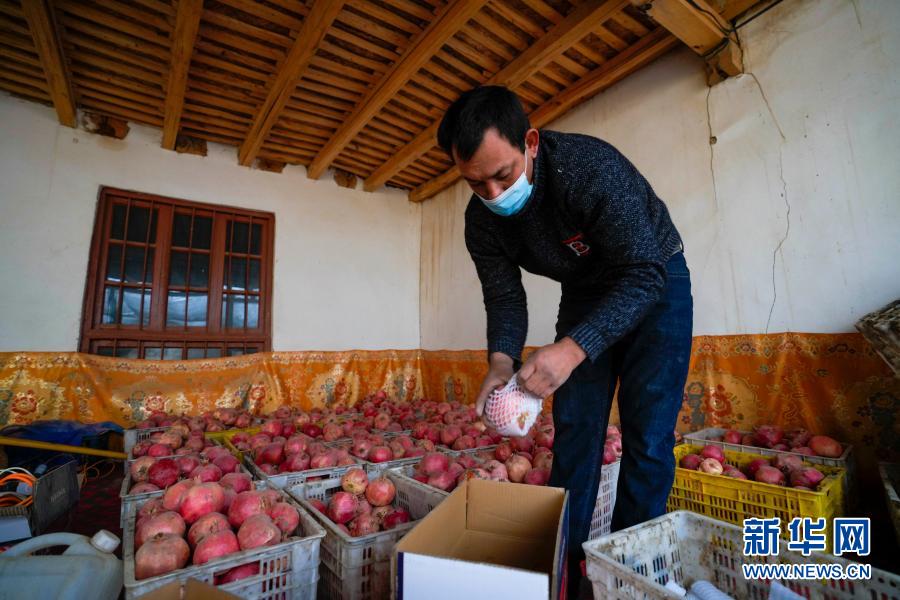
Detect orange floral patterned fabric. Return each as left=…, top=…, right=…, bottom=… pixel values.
left=1, top=333, right=896, bottom=483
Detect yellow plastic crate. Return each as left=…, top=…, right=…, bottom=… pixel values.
left=668, top=444, right=845, bottom=550
left=204, top=427, right=259, bottom=460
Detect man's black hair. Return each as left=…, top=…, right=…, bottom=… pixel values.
left=438, top=86, right=530, bottom=161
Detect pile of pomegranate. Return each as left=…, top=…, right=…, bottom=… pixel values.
left=679, top=445, right=829, bottom=490
left=715, top=425, right=843, bottom=458
left=133, top=481, right=303, bottom=582
left=130, top=425, right=218, bottom=460
left=306, top=468, right=412, bottom=536
left=128, top=444, right=242, bottom=495
left=134, top=408, right=256, bottom=433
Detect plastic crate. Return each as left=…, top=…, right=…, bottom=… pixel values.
left=287, top=466, right=444, bottom=600
left=879, top=462, right=900, bottom=548
left=242, top=448, right=368, bottom=490
left=683, top=427, right=856, bottom=509
left=0, top=460, right=80, bottom=536
left=329, top=437, right=422, bottom=473
left=584, top=510, right=900, bottom=600
left=669, top=444, right=844, bottom=549
left=119, top=458, right=254, bottom=527
left=122, top=487, right=325, bottom=600
left=123, top=426, right=169, bottom=454
left=204, top=426, right=261, bottom=443
left=589, top=460, right=621, bottom=540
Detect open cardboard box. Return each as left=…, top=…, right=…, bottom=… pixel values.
left=393, top=479, right=569, bottom=600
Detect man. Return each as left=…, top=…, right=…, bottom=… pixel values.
left=438, top=86, right=693, bottom=590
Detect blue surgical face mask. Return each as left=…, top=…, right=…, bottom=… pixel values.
left=477, top=151, right=533, bottom=217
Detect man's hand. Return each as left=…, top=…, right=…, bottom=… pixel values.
left=475, top=352, right=515, bottom=416
left=518, top=337, right=587, bottom=398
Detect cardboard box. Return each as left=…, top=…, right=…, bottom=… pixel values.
left=137, top=578, right=241, bottom=600
left=393, top=479, right=569, bottom=600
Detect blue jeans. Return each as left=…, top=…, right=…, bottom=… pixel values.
left=548, top=252, right=693, bottom=585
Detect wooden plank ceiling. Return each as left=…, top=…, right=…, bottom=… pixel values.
left=0, top=0, right=758, bottom=201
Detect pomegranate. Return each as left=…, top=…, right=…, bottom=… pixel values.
left=679, top=454, right=702, bottom=470
left=348, top=514, right=379, bottom=537
left=218, top=563, right=260, bottom=584
left=147, top=443, right=174, bottom=458
left=371, top=505, right=393, bottom=523
left=505, top=455, right=532, bottom=483
left=261, top=419, right=284, bottom=438
left=256, top=443, right=285, bottom=465
left=193, top=529, right=240, bottom=565
left=237, top=513, right=282, bottom=550
left=220, top=472, right=252, bottom=493
left=138, top=498, right=165, bottom=521
left=440, top=425, right=462, bottom=446
left=308, top=498, right=327, bottom=514
left=533, top=451, right=553, bottom=471
left=744, top=458, right=770, bottom=478
left=809, top=436, right=842, bottom=458
left=700, top=446, right=726, bottom=462
left=268, top=502, right=300, bottom=535
left=176, top=455, right=201, bottom=477
left=202, top=446, right=231, bottom=462
left=365, top=477, right=396, bottom=507
left=494, top=443, right=513, bottom=462
left=755, top=465, right=786, bottom=486
left=771, top=454, right=804, bottom=474
left=420, top=453, right=449, bottom=476
left=188, top=511, right=231, bottom=547
left=162, top=479, right=196, bottom=511
left=213, top=454, right=240, bottom=474
left=341, top=468, right=369, bottom=495
left=310, top=453, right=337, bottom=469
left=136, top=511, right=186, bottom=548
left=383, top=508, right=411, bottom=530
left=190, top=464, right=223, bottom=483
left=510, top=436, right=534, bottom=454
left=130, top=482, right=161, bottom=495
left=180, top=482, right=226, bottom=524
left=158, top=431, right=183, bottom=450
left=148, top=458, right=180, bottom=489
left=794, top=446, right=815, bottom=456
left=131, top=440, right=153, bottom=458
left=134, top=533, right=189, bottom=580
left=523, top=468, right=550, bottom=486
left=698, top=458, right=723, bottom=475
left=327, top=492, right=359, bottom=524
left=722, top=430, right=743, bottom=444
left=228, top=491, right=274, bottom=528
left=790, top=467, right=825, bottom=488
left=130, top=456, right=156, bottom=483
left=281, top=453, right=311, bottom=472
left=753, top=425, right=784, bottom=448
left=367, top=446, right=393, bottom=463
left=723, top=467, right=747, bottom=480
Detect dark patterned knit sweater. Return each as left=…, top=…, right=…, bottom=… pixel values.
left=464, top=130, right=684, bottom=362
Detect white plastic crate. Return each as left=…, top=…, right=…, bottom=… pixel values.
left=584, top=510, right=900, bottom=600
left=683, top=427, right=856, bottom=509
left=589, top=459, right=621, bottom=540
left=123, top=426, right=170, bottom=454
left=122, top=486, right=325, bottom=600
left=287, top=465, right=444, bottom=600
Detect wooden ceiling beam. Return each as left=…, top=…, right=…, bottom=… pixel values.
left=22, top=0, right=76, bottom=126
left=407, top=28, right=679, bottom=202
left=633, top=0, right=742, bottom=81
left=363, top=0, right=628, bottom=192
left=305, top=0, right=488, bottom=180
left=237, top=0, right=346, bottom=167
left=162, top=0, right=203, bottom=150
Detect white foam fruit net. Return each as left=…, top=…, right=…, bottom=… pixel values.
left=483, top=373, right=543, bottom=437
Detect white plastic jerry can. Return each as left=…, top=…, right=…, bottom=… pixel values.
left=0, top=530, right=123, bottom=600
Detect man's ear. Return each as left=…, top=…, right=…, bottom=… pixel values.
left=525, top=128, right=540, bottom=158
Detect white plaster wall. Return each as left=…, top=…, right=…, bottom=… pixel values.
left=420, top=0, right=900, bottom=349
left=0, top=95, right=422, bottom=351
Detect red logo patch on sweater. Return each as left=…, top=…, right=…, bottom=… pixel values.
left=562, top=233, right=591, bottom=257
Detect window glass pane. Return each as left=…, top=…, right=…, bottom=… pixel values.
left=102, top=287, right=120, bottom=324
left=142, top=290, right=151, bottom=326
left=222, top=294, right=245, bottom=329
left=189, top=253, right=209, bottom=288
left=124, top=246, right=146, bottom=283
left=97, top=346, right=114, bottom=356
left=167, top=291, right=186, bottom=327
left=111, top=204, right=126, bottom=240
left=250, top=223, right=262, bottom=255
left=248, top=259, right=260, bottom=292
left=228, top=258, right=246, bottom=291
left=206, top=347, right=222, bottom=358
left=121, top=288, right=142, bottom=325
left=227, top=348, right=244, bottom=356
left=106, top=244, right=122, bottom=282
left=187, top=348, right=205, bottom=359
left=231, top=221, right=249, bottom=253
left=172, top=213, right=191, bottom=247
left=169, top=251, right=187, bottom=287
left=163, top=347, right=182, bottom=360
left=144, top=347, right=162, bottom=360
left=149, top=208, right=158, bottom=242
left=247, top=295, right=259, bottom=328
left=187, top=292, right=208, bottom=327
left=245, top=347, right=258, bottom=355
left=146, top=248, right=154, bottom=283
left=193, top=216, right=212, bottom=250
left=115, top=347, right=138, bottom=358
left=127, top=206, right=149, bottom=242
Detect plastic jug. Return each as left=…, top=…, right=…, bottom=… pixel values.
left=0, top=530, right=122, bottom=600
